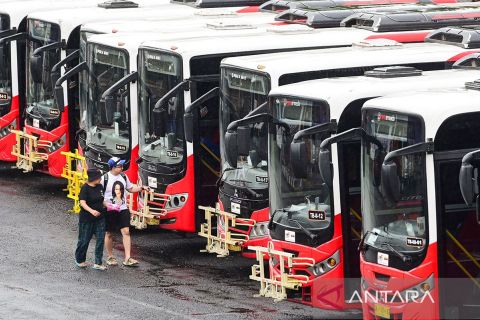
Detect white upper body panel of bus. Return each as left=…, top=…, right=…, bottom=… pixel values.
left=220, top=40, right=478, bottom=86
left=268, top=68, right=480, bottom=120
left=27, top=0, right=265, bottom=40
left=80, top=12, right=276, bottom=36
left=0, top=0, right=100, bottom=27
left=362, top=86, right=480, bottom=139
left=140, top=26, right=400, bottom=79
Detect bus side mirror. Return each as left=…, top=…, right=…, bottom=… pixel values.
left=104, top=96, right=115, bottom=125
left=0, top=46, right=5, bottom=71
left=290, top=141, right=308, bottom=179
left=381, top=161, right=400, bottom=204
left=184, top=113, right=193, bottom=143
left=237, top=126, right=251, bottom=157
left=459, top=162, right=475, bottom=206
left=51, top=70, right=61, bottom=94
left=225, top=130, right=238, bottom=168
left=318, top=149, right=332, bottom=189
left=54, top=86, right=65, bottom=112
left=30, top=54, right=43, bottom=83
left=476, top=195, right=480, bottom=225
left=153, top=108, right=166, bottom=138
left=475, top=195, right=480, bottom=224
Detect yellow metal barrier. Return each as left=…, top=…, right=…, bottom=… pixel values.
left=198, top=204, right=256, bottom=257
left=130, top=190, right=171, bottom=230
left=11, top=129, right=52, bottom=172
left=249, top=242, right=314, bottom=302
left=61, top=150, right=87, bottom=214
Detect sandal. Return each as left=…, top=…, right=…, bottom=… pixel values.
left=123, top=258, right=139, bottom=267
left=106, top=256, right=118, bottom=266
left=92, top=264, right=107, bottom=271
left=75, top=261, right=88, bottom=268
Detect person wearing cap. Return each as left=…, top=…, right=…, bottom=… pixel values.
left=75, top=168, right=107, bottom=271
left=102, top=157, right=148, bottom=267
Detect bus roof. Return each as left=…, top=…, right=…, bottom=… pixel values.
left=268, top=68, right=479, bottom=120
left=85, top=19, right=304, bottom=55
left=80, top=12, right=275, bottom=35
left=140, top=25, right=405, bottom=62
left=0, top=0, right=99, bottom=26
left=362, top=85, right=480, bottom=137
left=220, top=40, right=476, bottom=84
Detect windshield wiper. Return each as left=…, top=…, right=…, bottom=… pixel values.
left=288, top=218, right=318, bottom=241
left=358, top=230, right=374, bottom=252
left=382, top=242, right=412, bottom=263
left=268, top=208, right=286, bottom=230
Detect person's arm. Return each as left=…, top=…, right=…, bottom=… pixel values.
left=125, top=175, right=149, bottom=193
left=80, top=200, right=100, bottom=217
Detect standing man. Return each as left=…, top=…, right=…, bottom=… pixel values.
left=102, top=157, right=148, bottom=267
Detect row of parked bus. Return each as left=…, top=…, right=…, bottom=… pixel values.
left=0, top=0, right=479, bottom=318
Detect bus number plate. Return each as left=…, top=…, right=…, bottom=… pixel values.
left=308, top=210, right=325, bottom=221
left=374, top=304, right=390, bottom=319
left=167, top=150, right=178, bottom=158
left=406, top=237, right=423, bottom=247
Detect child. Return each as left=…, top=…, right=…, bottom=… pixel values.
left=75, top=168, right=108, bottom=271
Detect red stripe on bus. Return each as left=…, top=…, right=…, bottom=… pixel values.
left=365, top=31, right=428, bottom=43
left=236, top=6, right=259, bottom=13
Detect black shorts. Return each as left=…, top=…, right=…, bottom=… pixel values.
left=105, top=209, right=131, bottom=232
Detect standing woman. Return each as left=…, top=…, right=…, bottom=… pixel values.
left=75, top=168, right=107, bottom=271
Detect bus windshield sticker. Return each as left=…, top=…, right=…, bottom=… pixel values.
left=231, top=202, right=241, bottom=214
left=285, top=230, right=296, bottom=243
left=377, top=252, right=389, bottom=266
left=148, top=176, right=157, bottom=189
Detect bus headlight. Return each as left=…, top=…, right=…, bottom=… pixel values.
left=249, top=221, right=270, bottom=239
left=309, top=250, right=341, bottom=277
left=165, top=193, right=188, bottom=209
left=48, top=134, right=66, bottom=153
left=391, top=274, right=435, bottom=303
left=0, top=119, right=16, bottom=138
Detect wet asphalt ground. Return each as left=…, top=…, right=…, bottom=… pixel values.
left=0, top=169, right=361, bottom=320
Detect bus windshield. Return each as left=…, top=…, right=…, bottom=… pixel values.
left=268, top=96, right=332, bottom=247
left=219, top=67, right=269, bottom=190
left=0, top=14, right=12, bottom=117
left=25, top=19, right=61, bottom=130
left=362, top=109, right=428, bottom=258
left=86, top=43, right=129, bottom=156
left=138, top=49, right=184, bottom=166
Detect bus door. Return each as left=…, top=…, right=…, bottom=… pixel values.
left=189, top=73, right=221, bottom=209
left=337, top=99, right=365, bottom=301
left=435, top=155, right=480, bottom=319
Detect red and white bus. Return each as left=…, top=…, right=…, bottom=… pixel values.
left=248, top=53, right=480, bottom=311
left=357, top=76, right=480, bottom=320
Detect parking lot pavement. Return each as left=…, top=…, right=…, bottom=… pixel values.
left=0, top=169, right=362, bottom=320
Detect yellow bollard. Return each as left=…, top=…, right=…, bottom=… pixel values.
left=61, top=150, right=87, bottom=214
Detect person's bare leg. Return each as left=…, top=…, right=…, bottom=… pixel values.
left=105, top=231, right=114, bottom=258
left=120, top=227, right=131, bottom=261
